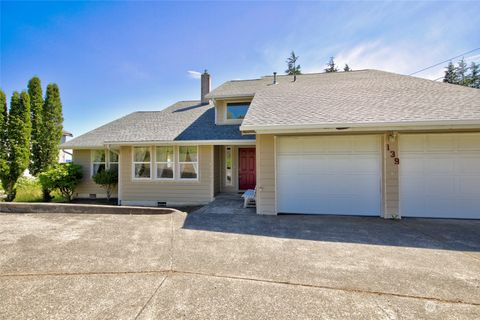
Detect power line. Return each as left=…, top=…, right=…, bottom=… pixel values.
left=409, top=47, right=480, bottom=76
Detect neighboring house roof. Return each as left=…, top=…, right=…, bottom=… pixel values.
left=240, top=70, right=480, bottom=132
left=61, top=100, right=254, bottom=148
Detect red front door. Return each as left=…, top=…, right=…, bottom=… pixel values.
left=239, top=148, right=256, bottom=190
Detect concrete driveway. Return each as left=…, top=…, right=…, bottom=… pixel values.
left=0, top=211, right=479, bottom=319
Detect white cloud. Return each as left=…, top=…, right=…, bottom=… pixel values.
left=187, top=70, right=201, bottom=79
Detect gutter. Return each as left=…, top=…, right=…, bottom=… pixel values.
left=240, top=120, right=480, bottom=134
left=61, top=139, right=257, bottom=149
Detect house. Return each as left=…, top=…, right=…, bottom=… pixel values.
left=61, top=70, right=480, bottom=219
left=59, top=130, right=73, bottom=163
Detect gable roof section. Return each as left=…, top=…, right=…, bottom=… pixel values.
left=62, top=100, right=254, bottom=148
left=240, top=70, right=480, bottom=132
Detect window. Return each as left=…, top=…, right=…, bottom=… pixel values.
left=133, top=147, right=151, bottom=179
left=179, top=146, right=198, bottom=179
left=109, top=150, right=119, bottom=174
left=92, top=150, right=119, bottom=176
left=156, top=146, right=174, bottom=179
left=92, top=150, right=106, bottom=176
left=225, top=146, right=232, bottom=185
left=226, top=102, right=250, bottom=120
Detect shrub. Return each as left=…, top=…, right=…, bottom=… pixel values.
left=38, top=163, right=82, bottom=201
left=92, top=169, right=118, bottom=201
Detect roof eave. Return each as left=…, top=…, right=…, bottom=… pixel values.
left=240, top=120, right=480, bottom=134
left=205, top=93, right=255, bottom=100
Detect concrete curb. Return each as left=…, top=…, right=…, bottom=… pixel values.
left=0, top=202, right=178, bottom=215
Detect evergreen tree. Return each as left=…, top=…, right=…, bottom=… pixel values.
left=28, top=76, right=44, bottom=176
left=0, top=91, right=31, bottom=201
left=0, top=90, right=7, bottom=179
left=443, top=62, right=458, bottom=84
left=40, top=83, right=63, bottom=200
left=456, top=58, right=468, bottom=86
left=285, top=51, right=301, bottom=79
left=325, top=57, right=338, bottom=73
left=468, top=62, right=480, bottom=89
left=344, top=64, right=352, bottom=72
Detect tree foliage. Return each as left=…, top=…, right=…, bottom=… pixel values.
left=443, top=62, right=458, bottom=84
left=443, top=59, right=479, bottom=89
left=0, top=90, right=7, bottom=180
left=0, top=91, right=32, bottom=201
left=38, top=163, right=83, bottom=201
left=344, top=64, right=352, bottom=72
left=40, top=83, right=64, bottom=200
left=92, top=169, right=118, bottom=200
left=467, top=62, right=480, bottom=89
left=325, top=57, right=338, bottom=73
left=41, top=83, right=63, bottom=169
left=28, top=76, right=44, bottom=176
left=285, top=51, right=301, bottom=77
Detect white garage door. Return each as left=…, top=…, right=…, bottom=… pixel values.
left=277, top=135, right=382, bottom=215
left=399, top=133, right=480, bottom=219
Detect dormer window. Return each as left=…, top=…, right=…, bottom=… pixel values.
left=226, top=102, right=250, bottom=120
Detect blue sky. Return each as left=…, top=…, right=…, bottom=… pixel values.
left=1, top=1, right=479, bottom=136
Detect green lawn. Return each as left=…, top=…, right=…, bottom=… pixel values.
left=0, top=177, right=66, bottom=202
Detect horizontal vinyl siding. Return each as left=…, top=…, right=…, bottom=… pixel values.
left=120, top=145, right=214, bottom=205
left=256, top=134, right=276, bottom=215
left=73, top=149, right=115, bottom=198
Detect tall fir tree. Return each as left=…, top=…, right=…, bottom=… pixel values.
left=0, top=90, right=7, bottom=179
left=1, top=91, right=31, bottom=201
left=468, top=62, right=480, bottom=89
left=325, top=57, right=338, bottom=73
left=41, top=83, right=63, bottom=200
left=443, top=62, right=458, bottom=84
left=28, top=76, right=44, bottom=176
left=285, top=51, right=301, bottom=80
left=456, top=58, right=468, bottom=86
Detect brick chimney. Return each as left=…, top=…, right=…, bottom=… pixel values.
left=201, top=70, right=210, bottom=105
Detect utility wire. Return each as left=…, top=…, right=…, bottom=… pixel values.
left=409, top=47, right=480, bottom=76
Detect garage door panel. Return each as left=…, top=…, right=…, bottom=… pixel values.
left=399, top=135, right=425, bottom=151
left=459, top=177, right=480, bottom=194
left=457, top=135, right=480, bottom=150
left=458, top=157, right=480, bottom=173
left=425, top=157, right=455, bottom=174
left=400, top=133, right=480, bottom=219
left=426, top=135, right=455, bottom=150
left=401, top=156, right=426, bottom=173
left=277, top=135, right=381, bottom=216
left=424, top=176, right=456, bottom=194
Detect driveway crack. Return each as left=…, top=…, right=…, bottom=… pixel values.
left=133, top=274, right=168, bottom=320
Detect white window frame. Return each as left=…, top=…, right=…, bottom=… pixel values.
left=178, top=145, right=199, bottom=181
left=155, top=146, right=175, bottom=180
left=108, top=150, right=119, bottom=174
left=132, top=146, right=152, bottom=180
left=91, top=150, right=106, bottom=177
left=225, top=102, right=250, bottom=121
left=225, top=146, right=233, bottom=186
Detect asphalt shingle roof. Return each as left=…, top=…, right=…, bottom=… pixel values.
left=240, top=70, right=480, bottom=130
left=62, top=101, right=253, bottom=148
